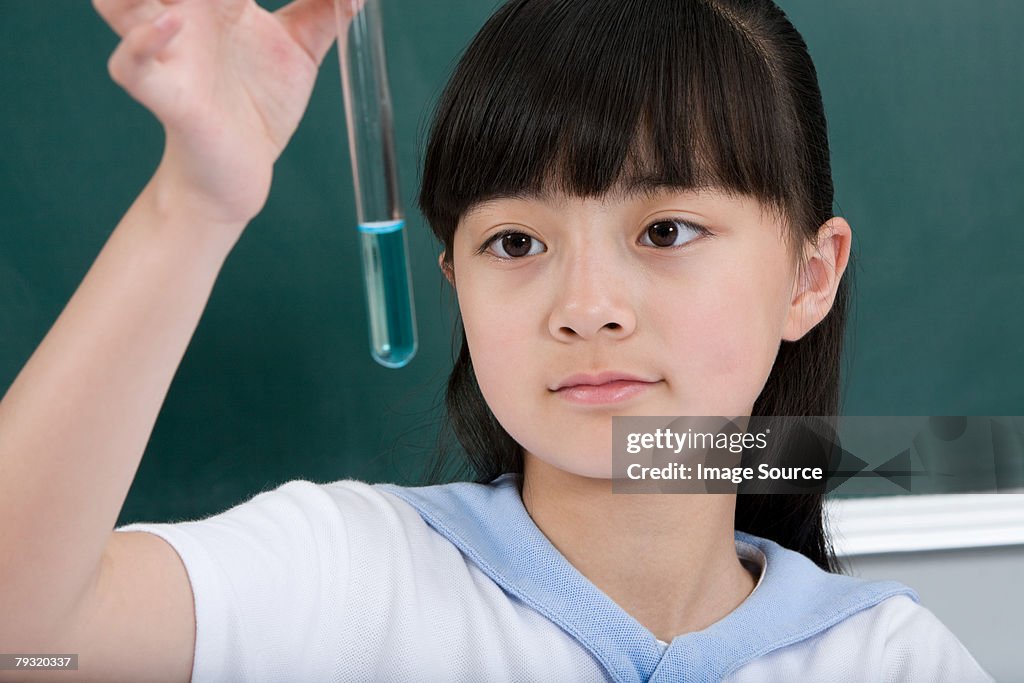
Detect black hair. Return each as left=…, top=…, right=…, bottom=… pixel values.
left=417, top=0, right=847, bottom=573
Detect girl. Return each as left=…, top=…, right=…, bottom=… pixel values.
left=0, top=0, right=994, bottom=681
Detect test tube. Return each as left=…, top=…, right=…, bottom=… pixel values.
left=335, top=0, right=417, bottom=368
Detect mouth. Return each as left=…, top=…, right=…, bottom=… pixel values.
left=551, top=372, right=659, bottom=405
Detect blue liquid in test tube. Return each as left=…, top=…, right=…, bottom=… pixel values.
left=336, top=0, right=417, bottom=368
left=357, top=219, right=416, bottom=366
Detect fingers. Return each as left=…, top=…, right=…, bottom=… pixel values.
left=93, top=0, right=186, bottom=38
left=106, top=8, right=183, bottom=99
left=276, top=0, right=366, bottom=67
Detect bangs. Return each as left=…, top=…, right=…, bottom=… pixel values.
left=419, top=0, right=818, bottom=247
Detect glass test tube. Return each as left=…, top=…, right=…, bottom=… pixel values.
left=335, top=0, right=417, bottom=368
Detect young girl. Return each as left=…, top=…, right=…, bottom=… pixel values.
left=0, top=0, right=994, bottom=681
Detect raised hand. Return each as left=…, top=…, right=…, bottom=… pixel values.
left=94, top=0, right=361, bottom=225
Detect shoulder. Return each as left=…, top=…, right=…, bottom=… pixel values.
left=870, top=594, right=995, bottom=682
left=114, top=478, right=452, bottom=594
left=725, top=534, right=994, bottom=682
left=199, top=477, right=434, bottom=532
left=729, top=593, right=994, bottom=682
left=214, top=477, right=455, bottom=551
left=141, top=477, right=427, bottom=537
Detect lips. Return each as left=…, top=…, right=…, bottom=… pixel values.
left=552, top=371, right=655, bottom=391
left=551, top=372, right=659, bottom=405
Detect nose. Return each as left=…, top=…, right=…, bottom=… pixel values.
left=548, top=248, right=637, bottom=342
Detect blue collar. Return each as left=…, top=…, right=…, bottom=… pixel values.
left=376, top=473, right=917, bottom=683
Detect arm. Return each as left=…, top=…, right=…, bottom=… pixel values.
left=0, top=169, right=241, bottom=648
left=0, top=0, right=351, bottom=676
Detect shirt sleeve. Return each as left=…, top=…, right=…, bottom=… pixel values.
left=114, top=479, right=355, bottom=683
left=879, top=595, right=995, bottom=683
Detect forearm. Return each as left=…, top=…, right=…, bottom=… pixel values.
left=0, top=169, right=245, bottom=640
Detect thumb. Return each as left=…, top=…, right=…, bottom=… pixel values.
left=276, top=0, right=368, bottom=67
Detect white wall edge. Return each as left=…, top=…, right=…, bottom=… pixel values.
left=825, top=493, right=1024, bottom=556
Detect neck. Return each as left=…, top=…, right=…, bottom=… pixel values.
left=520, top=454, right=756, bottom=642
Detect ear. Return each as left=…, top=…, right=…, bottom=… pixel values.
left=438, top=251, right=455, bottom=287
left=782, top=217, right=852, bottom=342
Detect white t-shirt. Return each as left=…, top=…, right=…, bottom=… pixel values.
left=115, top=473, right=994, bottom=682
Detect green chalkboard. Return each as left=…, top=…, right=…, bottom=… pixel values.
left=1, top=1, right=1021, bottom=524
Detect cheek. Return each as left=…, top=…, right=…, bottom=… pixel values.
left=457, top=281, right=532, bottom=411
left=662, top=267, right=787, bottom=410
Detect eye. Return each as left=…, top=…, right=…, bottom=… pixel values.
left=639, top=218, right=709, bottom=248
left=481, top=230, right=546, bottom=259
